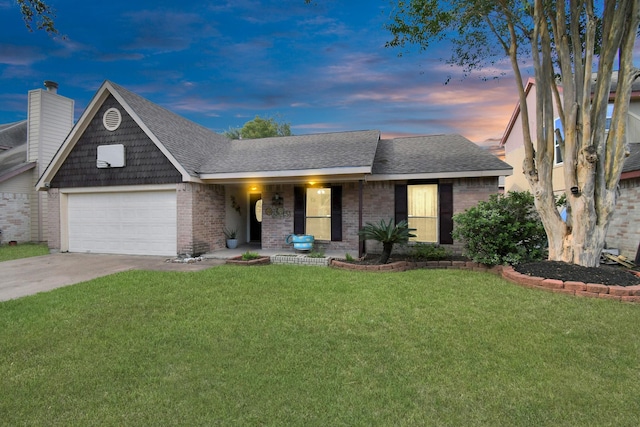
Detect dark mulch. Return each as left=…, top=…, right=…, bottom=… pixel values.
left=516, top=261, right=640, bottom=287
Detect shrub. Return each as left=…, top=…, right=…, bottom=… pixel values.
left=408, top=243, right=451, bottom=261
left=241, top=251, right=261, bottom=261
left=307, top=250, right=326, bottom=258
left=452, top=191, right=547, bottom=266
left=359, top=219, right=416, bottom=264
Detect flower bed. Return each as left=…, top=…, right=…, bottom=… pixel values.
left=226, top=256, right=271, bottom=266
left=331, top=259, right=640, bottom=304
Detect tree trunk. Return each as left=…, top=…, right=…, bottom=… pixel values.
left=379, top=243, right=393, bottom=264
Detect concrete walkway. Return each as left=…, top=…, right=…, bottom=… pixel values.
left=0, top=253, right=224, bottom=302
left=0, top=244, right=347, bottom=302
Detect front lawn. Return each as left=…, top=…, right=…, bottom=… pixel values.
left=1, top=265, right=639, bottom=426
left=0, top=242, right=49, bottom=261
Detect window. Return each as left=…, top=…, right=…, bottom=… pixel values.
left=554, top=117, right=564, bottom=165
left=305, top=187, right=331, bottom=240
left=294, top=185, right=342, bottom=241
left=605, top=104, right=614, bottom=133
left=395, top=183, right=453, bottom=245
left=554, top=104, right=614, bottom=165
left=407, top=184, right=438, bottom=242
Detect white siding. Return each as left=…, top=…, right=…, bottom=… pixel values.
left=27, top=88, right=74, bottom=242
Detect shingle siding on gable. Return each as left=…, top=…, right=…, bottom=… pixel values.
left=51, top=95, right=182, bottom=188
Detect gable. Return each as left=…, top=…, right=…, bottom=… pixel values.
left=50, top=95, right=181, bottom=188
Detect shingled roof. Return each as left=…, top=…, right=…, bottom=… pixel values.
left=198, top=130, right=380, bottom=177
left=623, top=143, right=640, bottom=174
left=371, top=134, right=512, bottom=179
left=0, top=121, right=34, bottom=184
left=0, top=121, right=26, bottom=151
left=109, top=82, right=230, bottom=176
left=39, top=81, right=513, bottom=187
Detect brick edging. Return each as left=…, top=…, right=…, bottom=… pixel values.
left=226, top=256, right=271, bottom=266
left=330, top=259, right=501, bottom=274
left=501, top=266, right=640, bottom=303
left=330, top=260, right=640, bottom=303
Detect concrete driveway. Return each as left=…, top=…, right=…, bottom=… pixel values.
left=0, top=253, right=225, bottom=302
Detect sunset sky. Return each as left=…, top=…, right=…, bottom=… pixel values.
left=1, top=1, right=637, bottom=143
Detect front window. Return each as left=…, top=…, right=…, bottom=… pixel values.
left=408, top=184, right=438, bottom=242
left=306, top=187, right=331, bottom=240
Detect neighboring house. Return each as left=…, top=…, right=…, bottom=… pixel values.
left=0, top=82, right=74, bottom=244
left=500, top=76, right=640, bottom=259
left=606, top=143, right=640, bottom=260
left=37, top=80, right=512, bottom=257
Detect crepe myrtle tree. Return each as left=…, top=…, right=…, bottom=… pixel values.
left=378, top=0, right=639, bottom=267
left=15, top=0, right=58, bottom=34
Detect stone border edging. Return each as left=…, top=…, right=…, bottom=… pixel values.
left=226, top=256, right=271, bottom=266
left=330, top=260, right=640, bottom=303
left=331, top=259, right=499, bottom=273
left=501, top=266, right=640, bottom=303
left=271, top=254, right=331, bottom=266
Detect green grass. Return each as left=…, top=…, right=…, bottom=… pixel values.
left=1, top=265, right=639, bottom=426
left=0, top=242, right=49, bottom=261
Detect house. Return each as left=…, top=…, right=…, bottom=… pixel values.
left=0, top=81, right=74, bottom=244
left=500, top=76, right=640, bottom=259
left=36, top=80, right=512, bottom=257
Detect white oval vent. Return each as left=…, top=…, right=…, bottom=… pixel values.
left=103, top=108, right=122, bottom=131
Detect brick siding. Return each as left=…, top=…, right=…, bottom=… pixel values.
left=0, top=192, right=30, bottom=243
left=261, top=185, right=295, bottom=251
left=606, top=177, right=640, bottom=259
left=258, top=178, right=499, bottom=257
left=177, top=182, right=225, bottom=256
left=46, top=189, right=60, bottom=251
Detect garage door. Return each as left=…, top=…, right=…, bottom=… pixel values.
left=68, top=191, right=177, bottom=256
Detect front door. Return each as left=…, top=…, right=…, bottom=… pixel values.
left=249, top=193, right=262, bottom=242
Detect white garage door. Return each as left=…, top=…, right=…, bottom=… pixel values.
left=68, top=191, right=177, bottom=256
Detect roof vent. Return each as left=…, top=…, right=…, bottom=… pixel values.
left=44, top=80, right=58, bottom=93
left=103, top=107, right=122, bottom=131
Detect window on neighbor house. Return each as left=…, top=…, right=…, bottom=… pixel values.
left=554, top=104, right=614, bottom=165
left=554, top=117, right=564, bottom=165
left=305, top=187, right=331, bottom=240
left=605, top=104, right=614, bottom=134
left=407, top=184, right=438, bottom=242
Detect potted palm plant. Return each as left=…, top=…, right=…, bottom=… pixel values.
left=223, top=227, right=239, bottom=249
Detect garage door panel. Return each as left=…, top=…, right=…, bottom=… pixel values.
left=68, top=191, right=177, bottom=256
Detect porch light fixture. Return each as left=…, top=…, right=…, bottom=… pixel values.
left=272, top=193, right=283, bottom=206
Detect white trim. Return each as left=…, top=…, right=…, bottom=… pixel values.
left=59, top=184, right=176, bottom=194
left=199, top=167, right=370, bottom=183
left=102, top=107, right=122, bottom=131
left=367, top=169, right=513, bottom=181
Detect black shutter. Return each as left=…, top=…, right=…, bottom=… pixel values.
left=331, top=186, right=342, bottom=241
left=394, top=184, right=408, bottom=224
left=439, top=183, right=454, bottom=244
left=294, top=186, right=305, bottom=235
